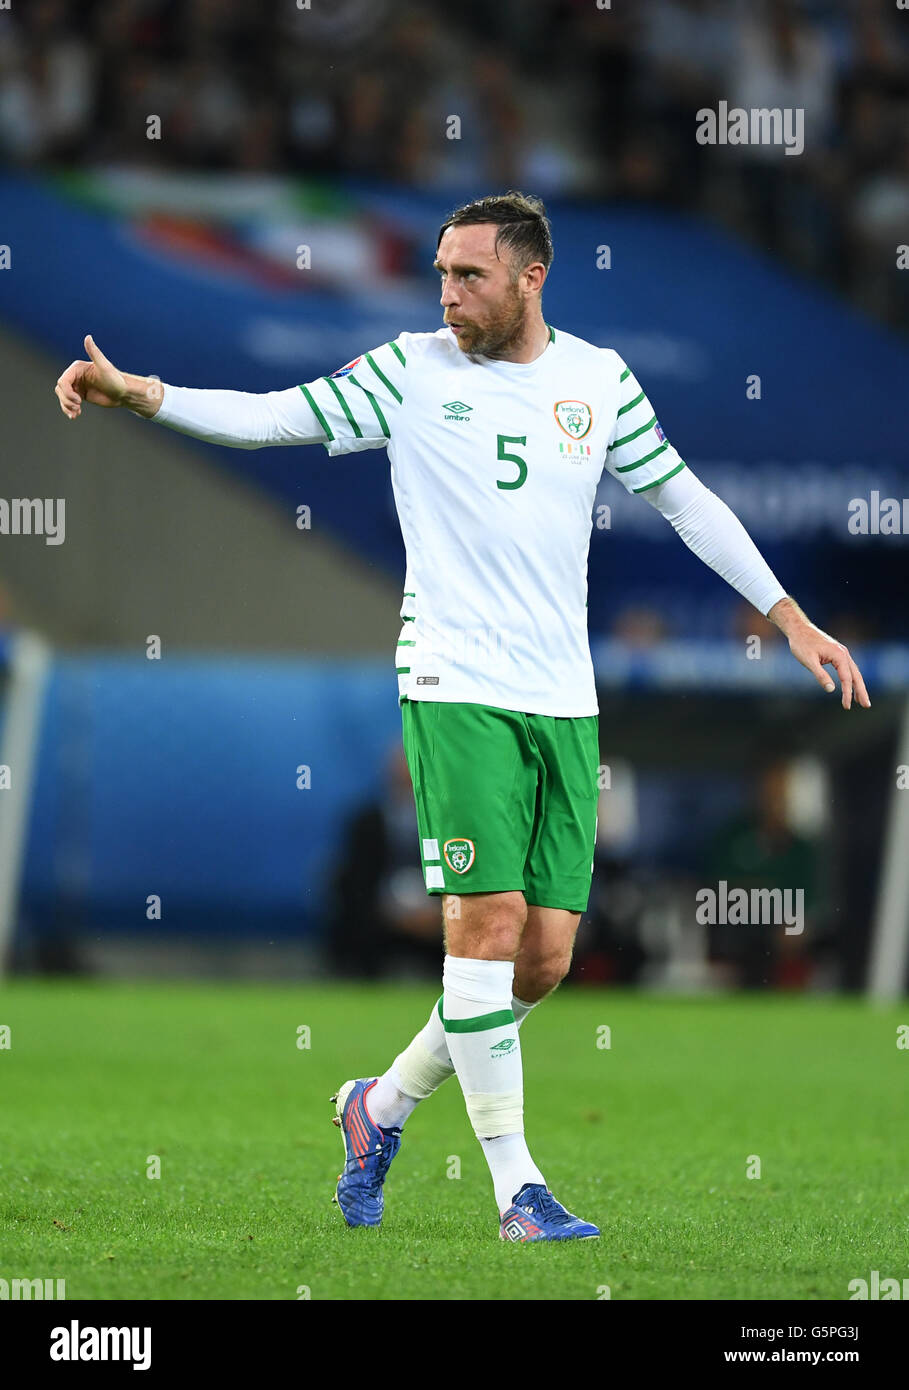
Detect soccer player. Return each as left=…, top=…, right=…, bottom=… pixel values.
left=55, top=192, right=869, bottom=1243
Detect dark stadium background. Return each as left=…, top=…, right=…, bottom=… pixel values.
left=1, top=0, right=907, bottom=999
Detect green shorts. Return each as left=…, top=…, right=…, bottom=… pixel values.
left=400, top=698, right=599, bottom=913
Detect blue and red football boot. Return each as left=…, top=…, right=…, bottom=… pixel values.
left=499, top=1183, right=600, bottom=1242
left=330, top=1078, right=402, bottom=1228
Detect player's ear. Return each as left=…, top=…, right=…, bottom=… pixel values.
left=523, top=262, right=546, bottom=294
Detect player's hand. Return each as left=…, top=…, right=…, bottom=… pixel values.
left=787, top=624, right=870, bottom=710
left=55, top=335, right=127, bottom=418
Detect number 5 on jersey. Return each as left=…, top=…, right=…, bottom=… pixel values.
left=496, top=434, right=527, bottom=491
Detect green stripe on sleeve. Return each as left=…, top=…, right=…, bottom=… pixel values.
left=299, top=384, right=334, bottom=441
left=615, top=440, right=669, bottom=474
left=617, top=388, right=645, bottom=417
left=396, top=666, right=411, bottom=674
left=610, top=414, right=657, bottom=451
left=348, top=373, right=390, bottom=437
left=619, top=366, right=631, bottom=382
left=323, top=376, right=362, bottom=438
left=632, top=459, right=687, bottom=493
left=366, top=350, right=403, bottom=404
left=389, top=340, right=406, bottom=367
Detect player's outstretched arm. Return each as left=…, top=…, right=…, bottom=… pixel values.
left=54, top=335, right=331, bottom=450
left=767, top=596, right=870, bottom=711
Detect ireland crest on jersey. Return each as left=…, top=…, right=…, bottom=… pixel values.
left=554, top=400, right=592, bottom=439
left=444, top=838, right=475, bottom=874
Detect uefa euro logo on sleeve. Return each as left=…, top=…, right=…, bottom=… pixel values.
left=654, top=420, right=666, bottom=442
left=330, top=357, right=362, bottom=379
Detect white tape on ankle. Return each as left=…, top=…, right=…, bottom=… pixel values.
left=393, top=1037, right=453, bottom=1099
left=465, top=1090, right=524, bottom=1138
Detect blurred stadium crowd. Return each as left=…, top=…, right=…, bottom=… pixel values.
left=1, top=0, right=907, bottom=326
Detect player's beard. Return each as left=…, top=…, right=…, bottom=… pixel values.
left=448, top=282, right=527, bottom=358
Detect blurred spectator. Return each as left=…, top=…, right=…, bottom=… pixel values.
left=850, top=135, right=909, bottom=324
left=573, top=758, right=649, bottom=985
left=0, top=0, right=94, bottom=162
left=703, top=758, right=821, bottom=989
left=637, top=0, right=737, bottom=203
left=727, top=0, right=837, bottom=269
left=611, top=605, right=669, bottom=647
left=325, top=742, right=440, bottom=979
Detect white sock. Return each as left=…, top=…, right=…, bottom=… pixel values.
left=368, top=992, right=540, bottom=1131
left=479, top=1133, right=546, bottom=1214
left=442, top=955, right=545, bottom=1213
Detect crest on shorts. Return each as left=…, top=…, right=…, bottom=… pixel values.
left=443, top=838, right=475, bottom=874
left=554, top=400, right=592, bottom=439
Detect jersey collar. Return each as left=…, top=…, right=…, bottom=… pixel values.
left=472, top=324, right=557, bottom=371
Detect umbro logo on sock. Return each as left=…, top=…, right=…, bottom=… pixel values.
left=490, top=1037, right=516, bottom=1057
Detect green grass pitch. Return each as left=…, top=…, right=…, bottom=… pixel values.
left=1, top=980, right=906, bottom=1300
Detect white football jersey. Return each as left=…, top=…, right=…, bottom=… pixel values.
left=300, top=325, right=686, bottom=717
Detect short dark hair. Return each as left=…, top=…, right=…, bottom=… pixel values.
left=437, top=192, right=554, bottom=276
